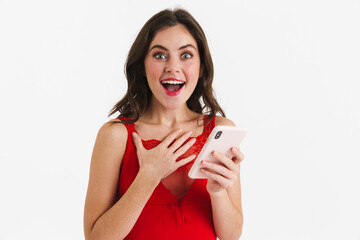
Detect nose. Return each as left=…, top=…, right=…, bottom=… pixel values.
left=164, top=58, right=180, bottom=73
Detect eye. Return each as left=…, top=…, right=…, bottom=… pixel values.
left=181, top=52, right=193, bottom=59
left=153, top=52, right=167, bottom=60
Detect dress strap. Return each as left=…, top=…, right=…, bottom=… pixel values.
left=117, top=116, right=136, bottom=133
left=203, top=115, right=216, bottom=137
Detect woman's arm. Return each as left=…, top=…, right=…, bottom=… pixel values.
left=84, top=121, right=160, bottom=240
left=200, top=116, right=244, bottom=240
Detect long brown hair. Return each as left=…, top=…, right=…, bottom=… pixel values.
left=108, top=8, right=225, bottom=124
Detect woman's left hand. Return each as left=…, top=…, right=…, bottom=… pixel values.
left=201, top=147, right=245, bottom=194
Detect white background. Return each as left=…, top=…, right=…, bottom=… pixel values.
left=0, top=0, right=359, bottom=239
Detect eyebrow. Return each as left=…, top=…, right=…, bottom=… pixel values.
left=149, top=44, right=197, bottom=51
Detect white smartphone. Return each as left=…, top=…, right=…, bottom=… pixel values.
left=188, top=126, right=247, bottom=179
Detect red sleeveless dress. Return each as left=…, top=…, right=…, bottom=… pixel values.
left=117, top=115, right=217, bottom=240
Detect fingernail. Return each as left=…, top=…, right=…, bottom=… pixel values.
left=212, top=151, right=217, bottom=156
left=132, top=132, right=137, bottom=138
left=191, top=138, right=196, bottom=143
left=202, top=160, right=207, bottom=165
left=187, top=131, right=192, bottom=136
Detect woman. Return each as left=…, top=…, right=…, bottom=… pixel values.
left=84, top=8, right=244, bottom=240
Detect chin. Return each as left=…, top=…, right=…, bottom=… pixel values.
left=159, top=96, right=189, bottom=110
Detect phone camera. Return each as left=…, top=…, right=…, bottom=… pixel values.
left=214, top=131, right=222, bottom=139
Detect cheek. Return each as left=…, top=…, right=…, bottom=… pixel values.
left=145, top=61, right=162, bottom=79
left=184, top=61, right=201, bottom=80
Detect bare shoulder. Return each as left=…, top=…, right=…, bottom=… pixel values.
left=98, top=118, right=128, bottom=143
left=90, top=117, right=128, bottom=175
left=215, top=115, right=236, bottom=127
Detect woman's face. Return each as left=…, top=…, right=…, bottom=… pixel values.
left=144, top=24, right=201, bottom=110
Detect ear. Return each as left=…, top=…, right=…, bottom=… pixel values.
left=141, top=65, right=147, bottom=77
left=199, top=65, right=204, bottom=79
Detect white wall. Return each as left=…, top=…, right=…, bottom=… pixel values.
left=0, top=0, right=359, bottom=239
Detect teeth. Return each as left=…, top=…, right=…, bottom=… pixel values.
left=161, top=80, right=184, bottom=84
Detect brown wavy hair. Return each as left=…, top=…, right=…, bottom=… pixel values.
left=108, top=8, right=225, bottom=125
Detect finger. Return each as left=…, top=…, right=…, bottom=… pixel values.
left=201, top=160, right=237, bottom=180
left=174, top=154, right=196, bottom=170
left=132, top=132, right=144, bottom=150
left=200, top=168, right=233, bottom=189
left=173, top=138, right=197, bottom=158
left=161, top=128, right=183, bottom=147
left=168, top=131, right=192, bottom=152
left=212, top=151, right=236, bottom=171
left=231, top=147, right=245, bottom=164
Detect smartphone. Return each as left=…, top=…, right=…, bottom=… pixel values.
left=188, top=125, right=247, bottom=179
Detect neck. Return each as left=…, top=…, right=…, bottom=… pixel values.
left=140, top=98, right=199, bottom=127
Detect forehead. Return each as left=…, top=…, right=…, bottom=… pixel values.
left=149, top=24, right=198, bottom=49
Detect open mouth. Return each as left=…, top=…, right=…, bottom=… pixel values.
left=160, top=80, right=185, bottom=92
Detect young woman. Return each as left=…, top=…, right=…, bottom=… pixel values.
left=84, top=8, right=245, bottom=240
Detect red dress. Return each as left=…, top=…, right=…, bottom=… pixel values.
left=117, top=115, right=217, bottom=240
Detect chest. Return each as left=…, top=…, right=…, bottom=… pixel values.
left=161, top=170, right=195, bottom=198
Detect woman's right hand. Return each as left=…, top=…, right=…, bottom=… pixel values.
left=132, top=129, right=196, bottom=182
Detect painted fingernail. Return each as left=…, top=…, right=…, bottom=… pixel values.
left=132, top=132, right=137, bottom=138
left=191, top=138, right=196, bottom=143
left=202, top=160, right=207, bottom=165
left=187, top=131, right=192, bottom=136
